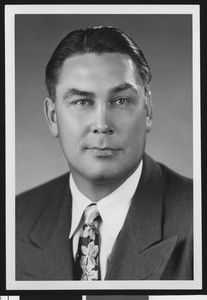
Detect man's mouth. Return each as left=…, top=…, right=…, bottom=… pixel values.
left=86, top=147, right=120, bottom=157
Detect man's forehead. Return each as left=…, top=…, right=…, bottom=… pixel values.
left=60, top=52, right=135, bottom=73
left=57, top=52, right=143, bottom=90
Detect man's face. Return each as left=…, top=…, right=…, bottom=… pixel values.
left=45, top=53, right=152, bottom=187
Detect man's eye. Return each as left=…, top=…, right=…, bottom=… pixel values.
left=115, top=98, right=129, bottom=105
left=73, top=99, right=91, bottom=106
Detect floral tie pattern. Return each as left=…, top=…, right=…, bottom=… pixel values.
left=75, top=204, right=101, bottom=280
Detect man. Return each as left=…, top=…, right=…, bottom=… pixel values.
left=16, top=26, right=193, bottom=280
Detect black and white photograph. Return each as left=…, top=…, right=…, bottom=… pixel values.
left=5, top=4, right=202, bottom=290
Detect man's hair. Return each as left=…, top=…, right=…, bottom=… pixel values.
left=45, top=26, right=152, bottom=101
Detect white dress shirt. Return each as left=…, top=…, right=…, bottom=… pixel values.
left=69, top=160, right=143, bottom=279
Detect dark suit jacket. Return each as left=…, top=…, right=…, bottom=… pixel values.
left=16, top=154, right=193, bottom=280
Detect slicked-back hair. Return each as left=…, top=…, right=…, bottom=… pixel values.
left=45, top=26, right=152, bottom=101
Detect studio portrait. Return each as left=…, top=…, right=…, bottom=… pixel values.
left=6, top=5, right=201, bottom=289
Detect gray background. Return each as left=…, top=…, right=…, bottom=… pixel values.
left=15, top=14, right=192, bottom=195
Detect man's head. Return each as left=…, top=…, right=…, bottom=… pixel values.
left=44, top=26, right=152, bottom=196
left=45, top=26, right=151, bottom=101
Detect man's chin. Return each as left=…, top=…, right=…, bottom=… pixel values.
left=82, top=167, right=133, bottom=186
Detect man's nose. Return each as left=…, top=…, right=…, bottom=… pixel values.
left=91, top=104, right=114, bottom=135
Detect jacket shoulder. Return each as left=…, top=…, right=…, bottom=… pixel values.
left=158, top=162, right=193, bottom=233
left=16, top=173, right=69, bottom=234
left=158, top=162, right=193, bottom=197
left=144, top=154, right=193, bottom=198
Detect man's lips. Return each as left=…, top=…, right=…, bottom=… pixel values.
left=86, top=147, right=121, bottom=157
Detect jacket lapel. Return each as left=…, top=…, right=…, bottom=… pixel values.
left=29, top=174, right=74, bottom=279
left=105, top=154, right=178, bottom=280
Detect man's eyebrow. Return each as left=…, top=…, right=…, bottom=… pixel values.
left=62, top=83, right=139, bottom=99
left=110, top=83, right=139, bottom=94
left=63, top=88, right=95, bottom=99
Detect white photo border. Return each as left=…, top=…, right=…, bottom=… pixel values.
left=5, top=4, right=202, bottom=290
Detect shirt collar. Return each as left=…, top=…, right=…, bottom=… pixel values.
left=69, top=160, right=143, bottom=239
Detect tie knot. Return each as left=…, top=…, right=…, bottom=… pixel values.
left=84, top=204, right=100, bottom=225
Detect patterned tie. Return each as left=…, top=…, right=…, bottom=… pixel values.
left=74, top=204, right=101, bottom=280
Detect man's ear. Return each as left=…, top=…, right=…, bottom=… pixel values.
left=145, top=90, right=152, bottom=133
left=44, top=97, right=59, bottom=137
